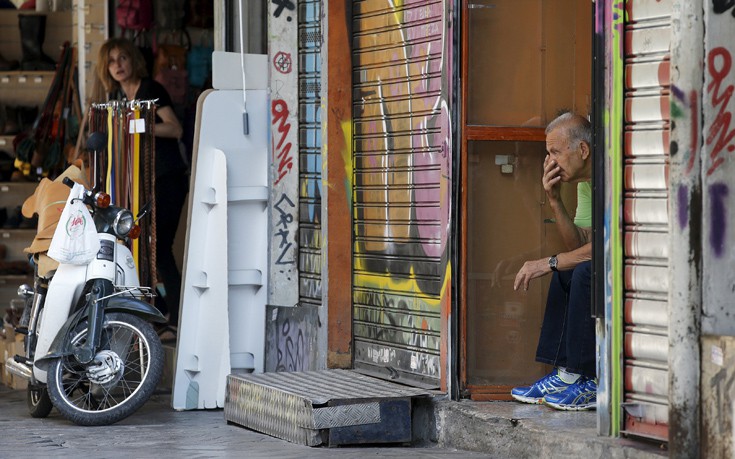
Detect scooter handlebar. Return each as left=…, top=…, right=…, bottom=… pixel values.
left=62, top=177, right=75, bottom=189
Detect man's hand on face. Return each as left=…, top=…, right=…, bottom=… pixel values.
left=542, top=154, right=562, bottom=201
left=513, top=258, right=551, bottom=292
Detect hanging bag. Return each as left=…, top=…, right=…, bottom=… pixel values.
left=116, top=0, right=154, bottom=32
left=154, top=30, right=190, bottom=105
left=186, top=32, right=213, bottom=88
left=47, top=182, right=100, bottom=265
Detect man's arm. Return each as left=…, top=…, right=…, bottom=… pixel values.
left=549, top=197, right=589, bottom=250
left=513, top=242, right=591, bottom=291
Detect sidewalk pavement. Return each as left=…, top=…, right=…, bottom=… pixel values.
left=0, top=385, right=668, bottom=459
left=0, top=386, right=489, bottom=459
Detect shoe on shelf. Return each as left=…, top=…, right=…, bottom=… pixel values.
left=511, top=368, right=573, bottom=404
left=4, top=205, right=22, bottom=229
left=542, top=377, right=597, bottom=411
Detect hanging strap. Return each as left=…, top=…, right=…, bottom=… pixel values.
left=132, top=106, right=141, bottom=267
left=106, top=105, right=113, bottom=195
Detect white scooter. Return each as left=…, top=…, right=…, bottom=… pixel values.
left=5, top=137, right=165, bottom=426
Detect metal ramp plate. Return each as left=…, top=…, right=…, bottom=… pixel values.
left=224, top=369, right=431, bottom=446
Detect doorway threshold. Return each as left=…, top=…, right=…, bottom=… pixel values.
left=435, top=400, right=669, bottom=458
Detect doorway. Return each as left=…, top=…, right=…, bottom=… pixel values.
left=460, top=0, right=592, bottom=399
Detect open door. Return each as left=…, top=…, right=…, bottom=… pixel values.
left=460, top=0, right=592, bottom=399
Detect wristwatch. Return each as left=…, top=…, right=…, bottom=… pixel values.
left=548, top=255, right=558, bottom=272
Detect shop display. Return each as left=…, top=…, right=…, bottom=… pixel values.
left=87, top=100, right=157, bottom=290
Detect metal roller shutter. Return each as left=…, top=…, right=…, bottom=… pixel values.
left=298, top=0, right=323, bottom=306
left=621, top=0, right=672, bottom=441
left=351, top=0, right=449, bottom=388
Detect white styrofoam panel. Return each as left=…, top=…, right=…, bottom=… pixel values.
left=173, top=89, right=269, bottom=410
left=212, top=51, right=268, bottom=90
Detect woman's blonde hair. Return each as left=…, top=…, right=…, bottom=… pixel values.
left=96, top=37, right=149, bottom=94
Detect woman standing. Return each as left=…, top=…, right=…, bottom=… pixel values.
left=97, top=38, right=188, bottom=338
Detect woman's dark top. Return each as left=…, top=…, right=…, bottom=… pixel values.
left=111, top=78, right=186, bottom=178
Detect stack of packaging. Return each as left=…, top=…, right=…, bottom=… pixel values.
left=1, top=301, right=28, bottom=390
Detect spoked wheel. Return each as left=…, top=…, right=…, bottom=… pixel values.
left=46, top=312, right=164, bottom=426
left=27, top=384, right=53, bottom=418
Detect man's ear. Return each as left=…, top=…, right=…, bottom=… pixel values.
left=580, top=141, right=590, bottom=160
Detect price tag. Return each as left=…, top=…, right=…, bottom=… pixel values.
left=1, top=76, right=9, bottom=84
left=128, top=118, right=146, bottom=134
left=34, top=76, right=43, bottom=83
left=1, top=185, right=9, bottom=192
left=18, top=76, right=27, bottom=83
left=0, top=138, right=5, bottom=146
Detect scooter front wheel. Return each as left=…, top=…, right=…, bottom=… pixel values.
left=46, top=312, right=164, bottom=426
left=27, top=384, right=53, bottom=418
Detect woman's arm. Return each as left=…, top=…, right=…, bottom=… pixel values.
left=154, top=105, right=183, bottom=139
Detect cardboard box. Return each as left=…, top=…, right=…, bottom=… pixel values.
left=1, top=346, right=11, bottom=387
left=158, top=344, right=176, bottom=391
left=2, top=323, right=15, bottom=342
left=2, top=339, right=29, bottom=390
left=10, top=372, right=27, bottom=390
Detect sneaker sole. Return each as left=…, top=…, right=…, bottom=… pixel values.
left=511, top=393, right=543, bottom=404
left=542, top=400, right=597, bottom=411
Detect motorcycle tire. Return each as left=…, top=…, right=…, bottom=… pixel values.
left=27, top=384, right=53, bottom=418
left=46, top=312, right=164, bottom=426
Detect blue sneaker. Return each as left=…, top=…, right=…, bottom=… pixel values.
left=543, top=377, right=597, bottom=411
left=511, top=369, right=573, bottom=404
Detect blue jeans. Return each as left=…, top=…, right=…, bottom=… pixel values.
left=535, top=261, right=596, bottom=378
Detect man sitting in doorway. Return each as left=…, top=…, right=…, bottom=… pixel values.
left=510, top=112, right=596, bottom=411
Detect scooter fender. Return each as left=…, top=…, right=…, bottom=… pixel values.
left=34, top=296, right=165, bottom=372
left=105, top=295, right=166, bottom=323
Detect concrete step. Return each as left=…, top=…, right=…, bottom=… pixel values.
left=434, top=400, right=669, bottom=458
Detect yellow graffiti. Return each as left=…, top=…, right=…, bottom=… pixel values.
left=340, top=120, right=354, bottom=184
left=353, top=257, right=451, bottom=312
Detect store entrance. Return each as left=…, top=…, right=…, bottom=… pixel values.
left=460, top=0, right=592, bottom=400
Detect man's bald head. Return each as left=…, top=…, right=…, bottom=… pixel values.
left=545, top=113, right=592, bottom=150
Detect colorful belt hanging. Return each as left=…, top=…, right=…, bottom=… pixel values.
left=106, top=105, right=113, bottom=197
left=132, top=105, right=141, bottom=268
left=88, top=99, right=158, bottom=293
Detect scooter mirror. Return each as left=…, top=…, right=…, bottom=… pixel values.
left=86, top=131, right=107, bottom=152
left=135, top=201, right=152, bottom=223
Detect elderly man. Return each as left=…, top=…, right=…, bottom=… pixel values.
left=510, top=112, right=596, bottom=411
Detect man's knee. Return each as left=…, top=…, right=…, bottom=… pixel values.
left=571, top=261, right=592, bottom=287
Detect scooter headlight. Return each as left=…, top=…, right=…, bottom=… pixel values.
left=113, top=209, right=135, bottom=238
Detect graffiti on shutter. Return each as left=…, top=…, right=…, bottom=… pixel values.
left=351, top=0, right=452, bottom=388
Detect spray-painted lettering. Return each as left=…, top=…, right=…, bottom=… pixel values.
left=275, top=319, right=306, bottom=372
left=706, top=47, right=735, bottom=176
left=271, top=99, right=294, bottom=185
left=271, top=0, right=295, bottom=19
left=274, top=193, right=295, bottom=265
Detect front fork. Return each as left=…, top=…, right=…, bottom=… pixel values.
left=24, top=281, right=47, bottom=360
left=72, top=279, right=114, bottom=364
